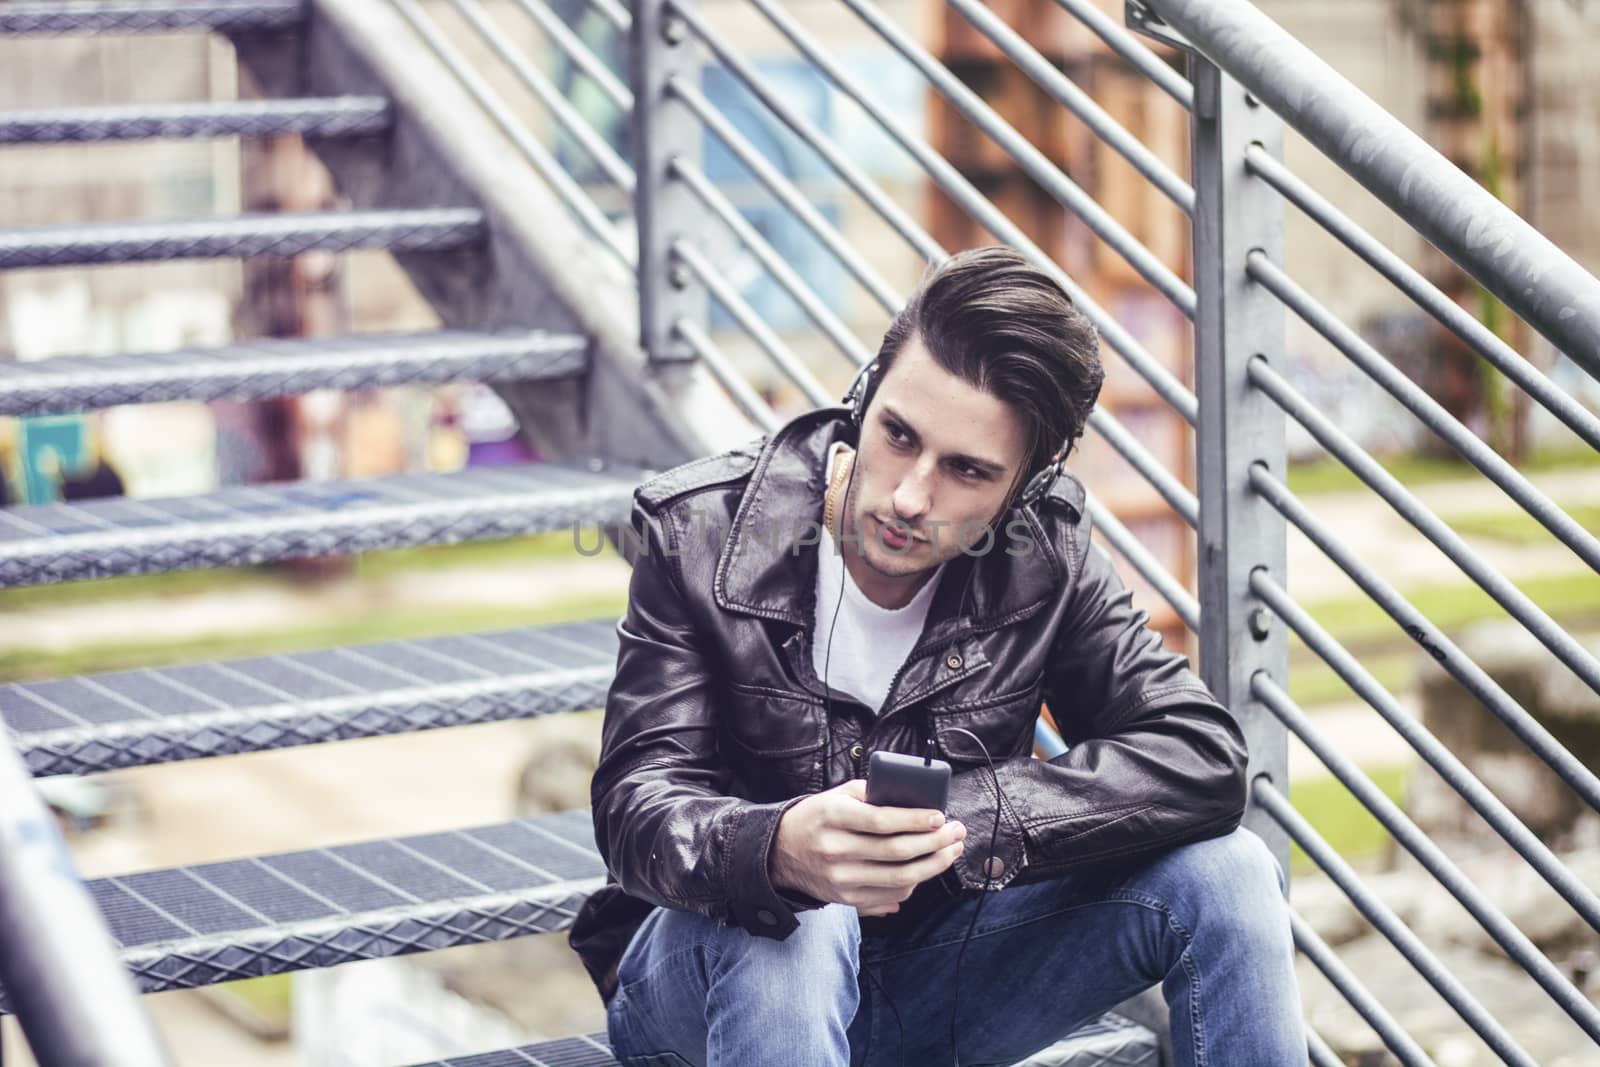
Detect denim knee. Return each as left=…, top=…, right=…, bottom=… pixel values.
left=1152, top=828, right=1289, bottom=945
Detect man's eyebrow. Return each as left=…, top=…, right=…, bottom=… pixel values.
left=880, top=404, right=1008, bottom=475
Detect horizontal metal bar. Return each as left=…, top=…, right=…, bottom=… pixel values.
left=1253, top=571, right=1600, bottom=942
left=1247, top=355, right=1600, bottom=699
left=669, top=158, right=871, bottom=370
left=1253, top=670, right=1600, bottom=1042
left=667, top=0, right=944, bottom=265
left=1243, top=145, right=1600, bottom=455
left=669, top=238, right=832, bottom=408
left=1148, top=0, right=1600, bottom=375
left=391, top=0, right=634, bottom=269
left=1248, top=252, right=1600, bottom=575
left=1248, top=466, right=1600, bottom=816
left=838, top=0, right=1195, bottom=319
left=666, top=74, right=901, bottom=315
left=944, top=0, right=1194, bottom=214
left=512, top=0, right=632, bottom=113
left=0, top=97, right=390, bottom=145
left=1307, top=1030, right=1352, bottom=1067
left=1253, top=779, right=1538, bottom=1067
left=447, top=0, right=635, bottom=193
left=1291, top=912, right=1436, bottom=1067
left=1085, top=407, right=1198, bottom=528
left=742, top=0, right=1199, bottom=426
left=1050, top=0, right=1192, bottom=109
left=1085, top=494, right=1200, bottom=632
left=584, top=0, right=630, bottom=33
left=673, top=318, right=783, bottom=436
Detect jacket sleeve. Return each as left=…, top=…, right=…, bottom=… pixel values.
left=589, top=495, right=814, bottom=939
left=939, top=533, right=1248, bottom=895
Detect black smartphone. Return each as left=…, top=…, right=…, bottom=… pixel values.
left=865, top=750, right=951, bottom=813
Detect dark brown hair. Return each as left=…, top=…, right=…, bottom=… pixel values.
left=864, top=246, right=1104, bottom=501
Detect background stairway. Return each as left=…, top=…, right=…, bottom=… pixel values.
left=0, top=1, right=1162, bottom=1063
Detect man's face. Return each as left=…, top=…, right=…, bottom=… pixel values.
left=840, top=335, right=1030, bottom=591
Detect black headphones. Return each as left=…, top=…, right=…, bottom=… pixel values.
left=841, top=359, right=1069, bottom=511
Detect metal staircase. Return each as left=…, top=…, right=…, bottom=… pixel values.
left=5, top=0, right=1600, bottom=1064
left=0, top=0, right=1158, bottom=1062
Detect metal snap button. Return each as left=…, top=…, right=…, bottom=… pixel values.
left=757, top=909, right=778, bottom=926
left=946, top=653, right=963, bottom=670
left=982, top=856, right=1005, bottom=879
left=849, top=743, right=864, bottom=759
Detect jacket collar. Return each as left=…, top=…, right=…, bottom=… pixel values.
left=712, top=406, right=1072, bottom=637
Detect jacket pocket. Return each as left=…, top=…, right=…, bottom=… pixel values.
left=721, top=683, right=827, bottom=799
left=927, top=680, right=1042, bottom=768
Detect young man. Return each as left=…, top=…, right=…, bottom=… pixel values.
left=568, top=247, right=1306, bottom=1065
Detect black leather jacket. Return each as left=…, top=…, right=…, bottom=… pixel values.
left=568, top=406, right=1248, bottom=1006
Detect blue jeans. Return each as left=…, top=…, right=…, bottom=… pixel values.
left=604, top=826, right=1305, bottom=1067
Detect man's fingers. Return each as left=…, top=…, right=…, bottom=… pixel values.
left=832, top=791, right=945, bottom=835
left=839, top=841, right=965, bottom=890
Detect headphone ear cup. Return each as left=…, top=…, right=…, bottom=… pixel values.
left=846, top=362, right=877, bottom=428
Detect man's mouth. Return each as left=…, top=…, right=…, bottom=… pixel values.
left=874, top=516, right=922, bottom=548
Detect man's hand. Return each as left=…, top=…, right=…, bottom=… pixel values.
left=769, top=779, right=967, bottom=917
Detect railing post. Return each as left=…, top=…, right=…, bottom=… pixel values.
left=631, top=0, right=705, bottom=363
left=1186, top=55, right=1291, bottom=873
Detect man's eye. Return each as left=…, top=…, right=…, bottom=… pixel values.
left=885, top=423, right=909, bottom=445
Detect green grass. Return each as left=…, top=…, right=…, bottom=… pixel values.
left=1288, top=764, right=1409, bottom=875
left=0, top=591, right=627, bottom=684
left=215, top=973, right=293, bottom=1029
left=1287, top=443, right=1600, bottom=498
left=1287, top=651, right=1414, bottom=710
left=1446, top=503, right=1600, bottom=547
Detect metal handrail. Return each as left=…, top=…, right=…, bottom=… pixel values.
left=665, top=74, right=901, bottom=314
left=1248, top=467, right=1600, bottom=815
left=1254, top=780, right=1538, bottom=1067
left=390, top=0, right=633, bottom=267
left=1251, top=666, right=1600, bottom=1039
left=670, top=238, right=832, bottom=407
left=1248, top=252, right=1600, bottom=575
left=675, top=318, right=784, bottom=434
left=1290, top=914, right=1436, bottom=1067
left=1051, top=0, right=1192, bottom=109
left=668, top=0, right=944, bottom=263
left=1251, top=576, right=1600, bottom=950
left=583, top=0, right=630, bottom=33
left=731, top=0, right=1201, bottom=425
left=1247, top=356, right=1600, bottom=698
left=944, top=0, right=1193, bottom=214
left=446, top=0, right=635, bottom=192
left=513, top=0, right=632, bottom=112
left=1086, top=407, right=1198, bottom=529
left=0, top=736, right=172, bottom=1066
left=1085, top=496, right=1200, bottom=632
left=668, top=158, right=872, bottom=368
left=1243, top=145, right=1600, bottom=454
left=838, top=0, right=1196, bottom=319
left=1145, top=0, right=1600, bottom=375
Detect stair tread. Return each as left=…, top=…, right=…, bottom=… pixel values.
left=0, top=207, right=485, bottom=269
left=0, top=460, right=643, bottom=588
left=0, top=96, right=391, bottom=144
left=5, top=616, right=620, bottom=775
left=0, top=0, right=303, bottom=36
left=0, top=809, right=605, bottom=1008
left=400, top=1008, right=1160, bottom=1065
left=0, top=328, right=587, bottom=416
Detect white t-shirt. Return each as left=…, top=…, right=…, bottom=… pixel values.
left=812, top=442, right=945, bottom=714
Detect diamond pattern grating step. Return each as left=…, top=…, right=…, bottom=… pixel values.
left=4, top=618, right=620, bottom=776
left=0, top=460, right=644, bottom=588
left=0, top=208, right=485, bottom=269
left=0, top=809, right=606, bottom=1012
left=0, top=97, right=391, bottom=145
left=0, top=0, right=303, bottom=36
left=399, top=1012, right=1160, bottom=1065
left=0, top=328, right=588, bottom=416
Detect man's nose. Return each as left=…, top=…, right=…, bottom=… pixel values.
left=892, top=462, right=935, bottom=521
